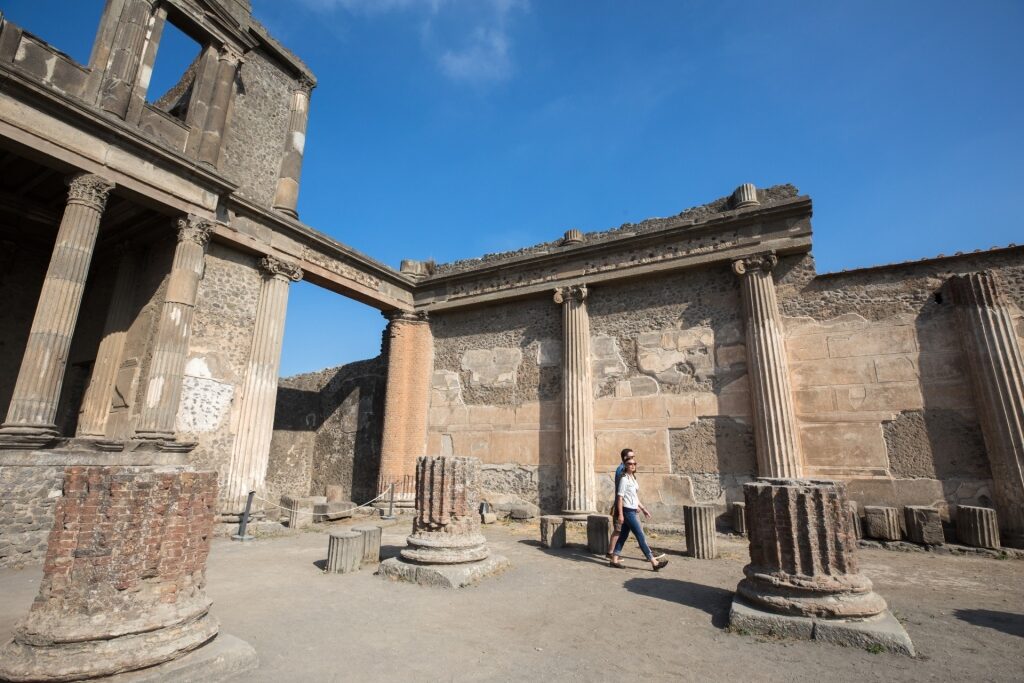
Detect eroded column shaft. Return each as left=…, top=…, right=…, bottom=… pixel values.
left=98, top=0, right=153, bottom=117
left=556, top=284, right=596, bottom=514
left=272, top=80, right=313, bottom=217
left=222, top=257, right=301, bottom=514
left=377, top=312, right=433, bottom=500
left=733, top=253, right=802, bottom=478
left=77, top=246, right=137, bottom=437
left=197, top=46, right=241, bottom=167
left=2, top=174, right=113, bottom=438
left=950, top=271, right=1024, bottom=541
left=135, top=217, right=211, bottom=440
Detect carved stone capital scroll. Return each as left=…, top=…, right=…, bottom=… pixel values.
left=67, top=173, right=115, bottom=211
left=296, top=75, right=316, bottom=94
left=259, top=255, right=303, bottom=282
left=383, top=309, right=429, bottom=324
left=176, top=215, right=214, bottom=247
left=731, top=251, right=778, bottom=277
left=553, top=284, right=588, bottom=305
left=217, top=43, right=244, bottom=65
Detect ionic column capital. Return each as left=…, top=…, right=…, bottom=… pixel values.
left=732, top=251, right=778, bottom=277
left=258, top=255, right=303, bottom=282
left=176, top=215, right=214, bottom=246
left=553, top=284, right=587, bottom=305
left=296, top=75, right=316, bottom=95
left=67, top=173, right=115, bottom=211
left=217, top=43, right=244, bottom=65
left=383, top=309, right=429, bottom=324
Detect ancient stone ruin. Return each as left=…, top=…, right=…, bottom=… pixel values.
left=0, top=0, right=1021, bottom=677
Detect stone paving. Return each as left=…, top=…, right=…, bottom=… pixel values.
left=1, top=522, right=1022, bottom=682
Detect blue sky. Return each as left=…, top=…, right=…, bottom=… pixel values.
left=5, top=1, right=1023, bottom=376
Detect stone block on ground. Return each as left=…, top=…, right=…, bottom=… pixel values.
left=732, top=502, right=747, bottom=535
left=282, top=495, right=326, bottom=530
left=540, top=515, right=566, bottom=549
left=378, top=554, right=510, bottom=588
left=481, top=512, right=497, bottom=524
left=326, top=531, right=362, bottom=574
left=313, top=500, right=356, bottom=523
left=684, top=504, right=718, bottom=559
left=352, top=525, right=383, bottom=563
left=863, top=506, right=902, bottom=541
left=956, top=505, right=1001, bottom=549
left=847, top=501, right=863, bottom=540
left=587, top=514, right=612, bottom=555
left=904, top=506, right=944, bottom=545
left=510, top=505, right=536, bottom=520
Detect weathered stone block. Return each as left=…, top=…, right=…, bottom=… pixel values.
left=326, top=531, right=362, bottom=574
left=684, top=504, right=717, bottom=559
left=864, top=506, right=902, bottom=541
left=732, top=502, right=747, bottom=535
left=847, top=501, right=863, bottom=540
left=904, top=506, right=944, bottom=545
left=957, top=505, right=1000, bottom=549
left=313, top=500, right=356, bottom=523
left=540, top=515, right=566, bottom=549
left=352, top=525, right=382, bottom=563
left=481, top=512, right=498, bottom=524
left=282, top=495, right=326, bottom=530
left=511, top=505, right=536, bottom=520
left=587, top=514, right=611, bottom=555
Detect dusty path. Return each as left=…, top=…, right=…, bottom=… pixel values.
left=1, top=523, right=1022, bottom=681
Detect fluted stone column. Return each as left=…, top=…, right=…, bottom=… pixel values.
left=77, top=245, right=138, bottom=438
left=134, top=216, right=212, bottom=442
left=98, top=0, right=154, bottom=118
left=732, top=252, right=802, bottom=478
left=272, top=77, right=314, bottom=217
left=376, top=311, right=433, bottom=504
left=949, top=271, right=1024, bottom=545
left=197, top=45, right=242, bottom=167
left=221, top=256, right=302, bottom=514
left=555, top=284, right=596, bottom=514
left=0, top=173, right=114, bottom=447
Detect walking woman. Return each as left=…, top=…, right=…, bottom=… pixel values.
left=609, top=457, right=668, bottom=571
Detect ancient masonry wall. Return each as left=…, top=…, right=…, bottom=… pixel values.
left=775, top=250, right=1024, bottom=516
left=220, top=49, right=296, bottom=208
left=267, top=356, right=387, bottom=506
left=177, top=243, right=262, bottom=484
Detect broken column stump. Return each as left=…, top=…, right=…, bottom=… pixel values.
left=540, top=515, right=566, bottom=549
left=957, top=505, right=1001, bottom=549
left=684, top=504, right=718, bottom=559
left=847, top=501, right=863, bottom=540
left=729, top=479, right=914, bottom=656
left=587, top=514, right=612, bottom=555
left=0, top=466, right=257, bottom=682
left=378, top=456, right=509, bottom=588
left=732, top=502, right=747, bottom=535
left=353, top=524, right=383, bottom=563
left=905, top=506, right=945, bottom=545
left=863, top=506, right=902, bottom=541
left=326, top=531, right=362, bottom=574
left=283, top=495, right=326, bottom=530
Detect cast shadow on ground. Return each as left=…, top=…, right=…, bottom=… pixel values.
left=954, top=609, right=1024, bottom=638
left=623, top=577, right=733, bottom=628
left=518, top=539, right=610, bottom=566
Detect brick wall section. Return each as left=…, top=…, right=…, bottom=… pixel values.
left=378, top=318, right=433, bottom=496
left=31, top=466, right=217, bottom=634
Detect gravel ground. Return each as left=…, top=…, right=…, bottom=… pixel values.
left=1, top=521, right=1022, bottom=682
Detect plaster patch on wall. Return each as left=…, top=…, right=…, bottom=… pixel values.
left=461, top=347, right=523, bottom=388
left=431, top=370, right=463, bottom=406
left=636, top=327, right=715, bottom=388
left=176, top=375, right=234, bottom=433
left=591, top=335, right=626, bottom=380
left=536, top=339, right=562, bottom=367
left=184, top=356, right=213, bottom=379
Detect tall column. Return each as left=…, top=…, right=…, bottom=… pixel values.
left=555, top=284, right=596, bottom=514
left=221, top=256, right=302, bottom=514
left=197, top=44, right=243, bottom=167
left=98, top=0, right=154, bottom=118
left=134, top=216, right=212, bottom=442
left=77, top=244, right=138, bottom=438
left=272, top=77, right=314, bottom=217
left=949, top=271, right=1024, bottom=545
left=376, top=311, right=433, bottom=504
left=732, top=252, right=802, bottom=478
left=0, top=173, right=114, bottom=447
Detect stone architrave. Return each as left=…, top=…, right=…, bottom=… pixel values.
left=197, top=44, right=243, bottom=167
left=732, top=253, right=802, bottom=478
left=949, top=271, right=1024, bottom=546
left=729, top=479, right=914, bottom=655
left=134, top=216, right=213, bottom=443
left=272, top=77, right=314, bottom=217
left=0, top=173, right=114, bottom=447
left=221, top=256, right=302, bottom=514
left=378, top=456, right=509, bottom=588
left=554, top=284, right=597, bottom=514
left=376, top=311, right=433, bottom=505
left=77, top=244, right=138, bottom=438
left=956, top=506, right=1000, bottom=549
left=0, top=466, right=256, bottom=681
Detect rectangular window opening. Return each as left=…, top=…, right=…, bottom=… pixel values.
left=146, top=18, right=204, bottom=121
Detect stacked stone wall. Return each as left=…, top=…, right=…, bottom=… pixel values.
left=0, top=465, right=64, bottom=568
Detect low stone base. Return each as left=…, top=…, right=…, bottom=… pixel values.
left=104, top=633, right=258, bottom=682
left=377, top=555, right=510, bottom=588
left=728, top=598, right=915, bottom=656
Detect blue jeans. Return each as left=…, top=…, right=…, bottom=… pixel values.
left=613, top=508, right=653, bottom=561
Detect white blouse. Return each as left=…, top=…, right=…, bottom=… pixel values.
left=617, top=474, right=640, bottom=510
